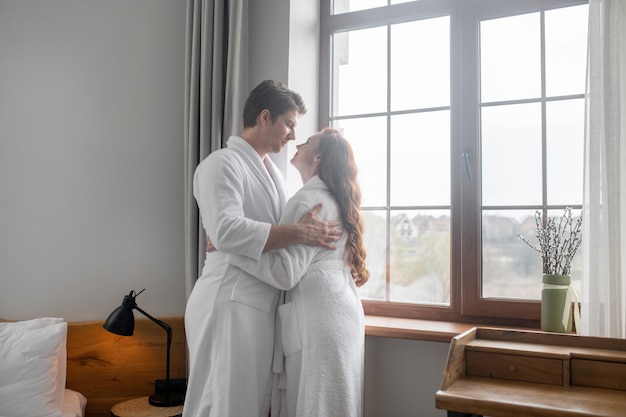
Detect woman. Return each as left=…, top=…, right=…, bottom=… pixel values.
left=228, top=127, right=369, bottom=417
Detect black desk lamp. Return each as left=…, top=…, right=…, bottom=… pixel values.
left=103, top=289, right=184, bottom=407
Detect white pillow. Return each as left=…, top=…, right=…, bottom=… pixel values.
left=0, top=318, right=67, bottom=407
left=0, top=318, right=68, bottom=417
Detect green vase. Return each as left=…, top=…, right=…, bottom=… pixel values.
left=541, top=274, right=572, bottom=333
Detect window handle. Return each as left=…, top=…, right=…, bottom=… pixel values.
left=463, top=151, right=473, bottom=181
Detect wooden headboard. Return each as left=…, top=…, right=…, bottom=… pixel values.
left=66, top=317, right=186, bottom=417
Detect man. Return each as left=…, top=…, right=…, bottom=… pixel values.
left=184, top=80, right=340, bottom=417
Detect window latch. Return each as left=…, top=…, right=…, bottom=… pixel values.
left=463, top=151, right=473, bottom=181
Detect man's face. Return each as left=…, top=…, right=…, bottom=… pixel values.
left=264, top=109, right=299, bottom=154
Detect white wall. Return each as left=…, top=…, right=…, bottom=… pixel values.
left=365, top=337, right=449, bottom=417
left=249, top=0, right=320, bottom=194
left=0, top=0, right=187, bottom=321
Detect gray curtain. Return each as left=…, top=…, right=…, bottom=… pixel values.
left=184, top=0, right=249, bottom=298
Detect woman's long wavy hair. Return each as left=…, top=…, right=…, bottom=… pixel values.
left=317, top=128, right=369, bottom=287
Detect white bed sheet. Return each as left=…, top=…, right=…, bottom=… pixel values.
left=61, top=389, right=87, bottom=417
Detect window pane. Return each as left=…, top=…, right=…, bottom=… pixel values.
left=545, top=5, right=589, bottom=97
left=390, top=209, right=450, bottom=304
left=333, top=27, right=387, bottom=116
left=480, top=13, right=541, bottom=102
left=483, top=208, right=583, bottom=299
left=391, top=17, right=450, bottom=111
left=336, top=117, right=388, bottom=207
left=359, top=210, right=387, bottom=301
left=482, top=210, right=542, bottom=299
left=390, top=111, right=450, bottom=206
left=481, top=103, right=542, bottom=206
left=332, top=0, right=416, bottom=11
left=333, top=0, right=386, bottom=15
left=547, top=99, right=585, bottom=205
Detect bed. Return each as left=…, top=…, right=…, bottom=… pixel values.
left=1, top=316, right=186, bottom=417
left=61, top=390, right=88, bottom=417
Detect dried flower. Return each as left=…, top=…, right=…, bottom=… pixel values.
left=517, top=208, right=583, bottom=275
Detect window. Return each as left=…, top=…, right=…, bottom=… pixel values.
left=319, top=0, right=588, bottom=325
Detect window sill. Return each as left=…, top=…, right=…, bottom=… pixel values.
left=364, top=315, right=537, bottom=343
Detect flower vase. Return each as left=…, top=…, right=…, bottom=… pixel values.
left=541, top=274, right=573, bottom=333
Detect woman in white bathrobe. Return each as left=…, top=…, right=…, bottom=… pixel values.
left=229, top=127, right=369, bottom=417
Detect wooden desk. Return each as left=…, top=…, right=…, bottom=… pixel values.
left=435, top=327, right=626, bottom=417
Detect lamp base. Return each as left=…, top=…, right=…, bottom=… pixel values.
left=148, top=391, right=184, bottom=407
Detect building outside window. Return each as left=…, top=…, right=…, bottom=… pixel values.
left=319, top=0, right=588, bottom=325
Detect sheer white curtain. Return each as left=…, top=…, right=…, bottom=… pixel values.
left=184, top=0, right=248, bottom=298
left=581, top=0, right=626, bottom=338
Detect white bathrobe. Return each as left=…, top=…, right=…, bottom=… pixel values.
left=184, top=136, right=288, bottom=417
left=229, top=176, right=365, bottom=417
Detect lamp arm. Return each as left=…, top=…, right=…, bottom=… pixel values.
left=134, top=306, right=172, bottom=392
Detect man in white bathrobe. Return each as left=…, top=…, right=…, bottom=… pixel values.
left=184, top=80, right=341, bottom=417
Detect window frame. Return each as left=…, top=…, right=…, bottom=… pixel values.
left=319, top=0, right=587, bottom=327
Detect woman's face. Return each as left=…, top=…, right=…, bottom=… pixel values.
left=291, top=131, right=322, bottom=174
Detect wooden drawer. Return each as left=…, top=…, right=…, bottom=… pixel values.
left=571, top=359, right=626, bottom=390
left=466, top=350, right=564, bottom=386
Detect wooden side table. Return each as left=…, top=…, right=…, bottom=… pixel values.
left=111, top=397, right=184, bottom=417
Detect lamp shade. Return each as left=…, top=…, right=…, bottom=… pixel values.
left=102, top=289, right=184, bottom=407
left=103, top=291, right=139, bottom=336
